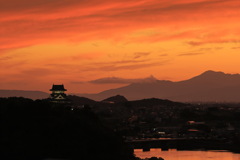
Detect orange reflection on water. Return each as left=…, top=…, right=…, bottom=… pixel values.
left=134, top=149, right=240, bottom=160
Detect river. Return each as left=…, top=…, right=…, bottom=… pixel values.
left=134, top=149, right=240, bottom=160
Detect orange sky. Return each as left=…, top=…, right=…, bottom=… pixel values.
left=1, top=0, right=240, bottom=93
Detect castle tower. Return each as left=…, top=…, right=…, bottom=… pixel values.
left=50, top=84, right=67, bottom=102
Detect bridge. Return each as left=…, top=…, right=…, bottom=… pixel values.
left=125, top=138, right=230, bottom=151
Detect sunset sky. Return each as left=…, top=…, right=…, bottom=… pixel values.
left=1, top=0, right=240, bottom=93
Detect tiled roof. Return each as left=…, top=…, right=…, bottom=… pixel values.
left=50, top=84, right=67, bottom=91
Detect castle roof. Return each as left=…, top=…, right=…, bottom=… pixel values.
left=50, top=84, right=67, bottom=91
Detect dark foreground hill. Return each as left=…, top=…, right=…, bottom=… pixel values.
left=102, top=95, right=128, bottom=103
left=67, top=95, right=97, bottom=105
left=0, top=97, right=134, bottom=160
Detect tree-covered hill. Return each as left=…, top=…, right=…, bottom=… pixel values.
left=0, top=97, right=134, bottom=160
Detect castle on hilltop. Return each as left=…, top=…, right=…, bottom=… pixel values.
left=50, top=84, right=67, bottom=103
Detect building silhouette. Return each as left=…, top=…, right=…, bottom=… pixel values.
left=50, top=84, right=67, bottom=102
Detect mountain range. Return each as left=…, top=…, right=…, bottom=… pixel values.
left=1, top=70, right=240, bottom=102
left=0, top=90, right=49, bottom=100
left=77, top=70, right=240, bottom=102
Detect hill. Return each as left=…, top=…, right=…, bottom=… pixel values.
left=0, top=90, right=49, bottom=100
left=126, top=98, right=185, bottom=107
left=102, top=95, right=128, bottom=103
left=67, top=95, right=97, bottom=105
left=0, top=97, right=134, bottom=160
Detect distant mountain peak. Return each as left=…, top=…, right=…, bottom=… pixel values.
left=200, top=70, right=240, bottom=77
left=189, top=70, right=228, bottom=81
left=146, top=75, right=157, bottom=80
left=200, top=70, right=225, bottom=76
left=149, top=74, right=156, bottom=78
left=135, top=75, right=158, bottom=83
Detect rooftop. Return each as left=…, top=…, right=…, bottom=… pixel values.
left=50, top=84, right=67, bottom=91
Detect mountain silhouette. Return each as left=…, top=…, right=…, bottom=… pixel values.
left=101, top=95, right=128, bottom=103
left=67, top=95, right=96, bottom=105
left=2, top=70, right=240, bottom=102
left=0, top=90, right=49, bottom=100
left=78, top=70, right=240, bottom=102
left=126, top=98, right=185, bottom=107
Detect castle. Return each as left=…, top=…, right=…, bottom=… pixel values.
left=50, top=84, right=67, bottom=102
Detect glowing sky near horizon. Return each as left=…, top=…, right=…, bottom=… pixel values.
left=1, top=0, right=240, bottom=93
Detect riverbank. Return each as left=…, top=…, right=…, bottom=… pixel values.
left=134, top=149, right=240, bottom=160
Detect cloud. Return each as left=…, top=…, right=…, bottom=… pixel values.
left=188, top=39, right=240, bottom=46
left=0, top=0, right=101, bottom=14
left=21, top=68, right=56, bottom=76
left=70, top=81, right=85, bottom=84
left=133, top=52, right=151, bottom=59
left=0, top=56, right=12, bottom=61
left=70, top=52, right=104, bottom=60
left=45, top=58, right=165, bottom=75
left=232, top=47, right=240, bottom=49
left=0, top=67, right=62, bottom=83
left=90, top=59, right=149, bottom=67
left=82, top=62, right=153, bottom=72
left=81, top=58, right=170, bottom=72
left=90, top=77, right=132, bottom=84
left=159, top=54, right=168, bottom=57
left=89, top=75, right=158, bottom=84
left=1, top=60, right=28, bottom=70
left=178, top=52, right=205, bottom=56
left=199, top=48, right=212, bottom=51
left=1, top=0, right=239, bottom=51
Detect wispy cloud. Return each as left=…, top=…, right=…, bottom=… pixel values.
left=0, top=56, right=12, bottom=61
left=97, top=62, right=159, bottom=71
left=232, top=47, right=240, bottom=50
left=1, top=0, right=239, bottom=51
left=159, top=54, right=168, bottom=57
left=178, top=52, right=205, bottom=56
left=188, top=39, right=240, bottom=46
left=81, top=58, right=170, bottom=72
left=133, top=52, right=151, bottom=59
left=87, top=75, right=158, bottom=84
left=21, top=68, right=57, bottom=76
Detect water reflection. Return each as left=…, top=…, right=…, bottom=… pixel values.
left=134, top=149, right=240, bottom=160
